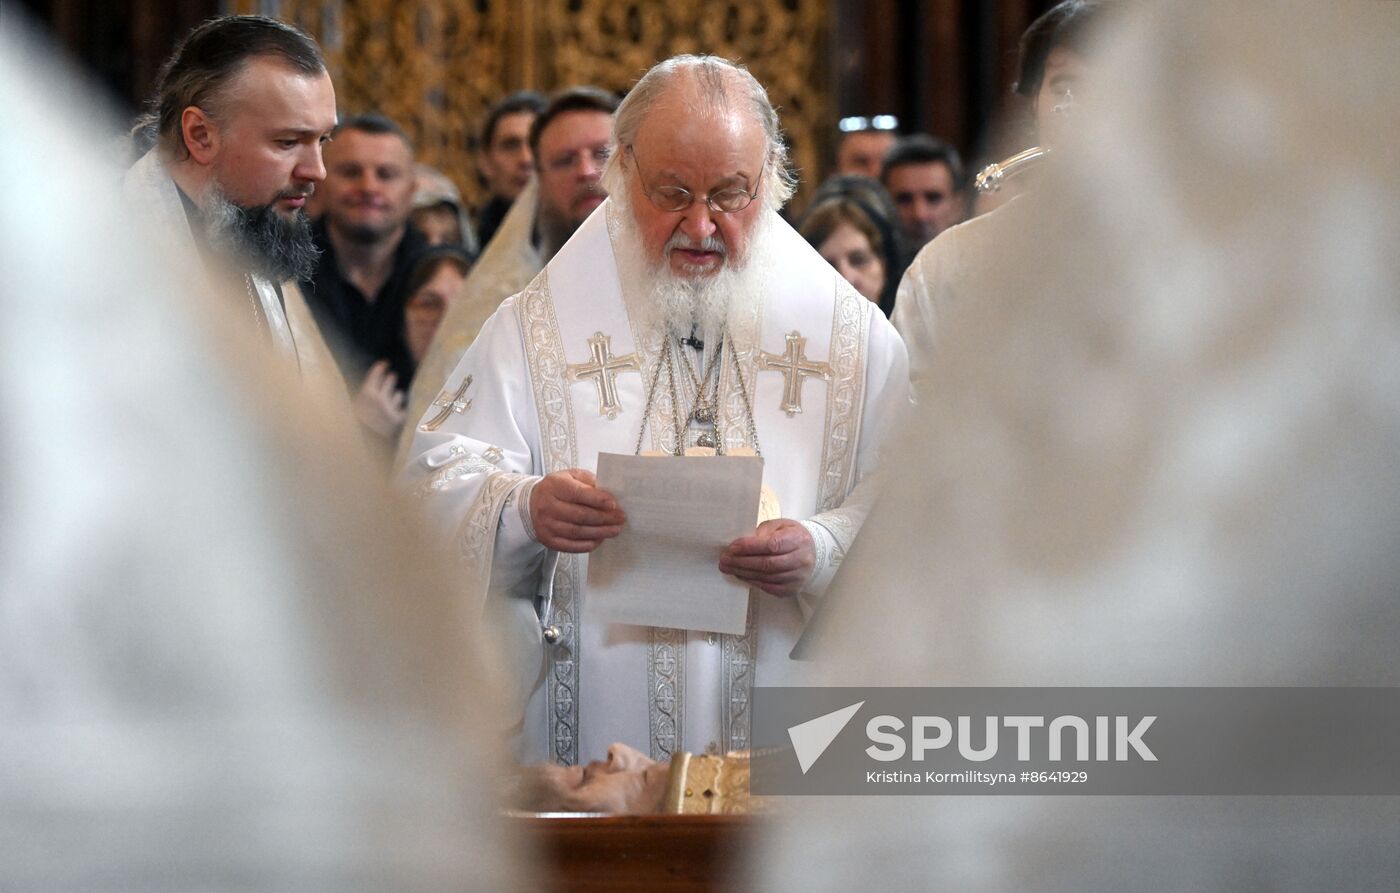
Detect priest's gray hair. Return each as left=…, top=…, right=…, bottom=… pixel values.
left=603, top=54, right=798, bottom=210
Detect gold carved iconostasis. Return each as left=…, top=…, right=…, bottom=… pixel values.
left=224, top=0, right=831, bottom=212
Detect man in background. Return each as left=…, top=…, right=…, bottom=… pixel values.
left=529, top=86, right=616, bottom=262
left=475, top=90, right=547, bottom=248
left=398, top=86, right=617, bottom=459
left=880, top=134, right=966, bottom=251
left=833, top=118, right=897, bottom=179
left=300, top=113, right=428, bottom=393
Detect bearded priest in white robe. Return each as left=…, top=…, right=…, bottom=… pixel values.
left=123, top=16, right=345, bottom=400
left=402, top=55, right=909, bottom=765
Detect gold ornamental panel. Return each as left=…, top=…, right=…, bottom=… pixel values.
left=224, top=1, right=831, bottom=211
left=530, top=0, right=830, bottom=211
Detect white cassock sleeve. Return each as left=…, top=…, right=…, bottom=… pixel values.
left=796, top=309, right=910, bottom=617
left=399, top=297, right=550, bottom=664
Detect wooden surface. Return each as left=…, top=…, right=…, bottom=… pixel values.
left=514, top=814, right=756, bottom=893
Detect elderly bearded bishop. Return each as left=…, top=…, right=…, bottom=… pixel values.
left=403, top=56, right=908, bottom=765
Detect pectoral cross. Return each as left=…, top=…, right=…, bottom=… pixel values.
left=758, top=331, right=832, bottom=416
left=568, top=331, right=640, bottom=419
left=420, top=375, right=474, bottom=432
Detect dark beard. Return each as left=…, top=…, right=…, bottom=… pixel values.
left=537, top=199, right=588, bottom=260
left=338, top=220, right=394, bottom=245
left=206, top=190, right=320, bottom=283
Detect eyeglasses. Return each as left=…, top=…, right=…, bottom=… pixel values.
left=627, top=145, right=763, bottom=214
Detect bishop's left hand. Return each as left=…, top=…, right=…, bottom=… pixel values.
left=719, top=518, right=815, bottom=597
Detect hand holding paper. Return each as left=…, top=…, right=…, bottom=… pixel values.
left=719, top=518, right=815, bottom=597
left=530, top=468, right=626, bottom=552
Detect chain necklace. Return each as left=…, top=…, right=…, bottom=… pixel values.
left=677, top=335, right=725, bottom=428
left=728, top=341, right=762, bottom=456
left=634, top=331, right=761, bottom=457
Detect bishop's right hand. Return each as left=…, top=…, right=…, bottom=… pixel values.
left=529, top=469, right=626, bottom=553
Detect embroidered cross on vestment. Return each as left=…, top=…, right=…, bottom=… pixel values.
left=420, top=375, right=474, bottom=431
left=758, top=331, right=832, bottom=416
left=568, top=331, right=640, bottom=419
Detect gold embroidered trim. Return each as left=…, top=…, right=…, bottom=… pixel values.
left=817, top=280, right=870, bottom=513
left=713, top=249, right=767, bottom=750
left=517, top=270, right=583, bottom=766
left=721, top=596, right=759, bottom=751
left=460, top=471, right=531, bottom=561
left=411, top=443, right=505, bottom=500
left=812, top=511, right=858, bottom=565
left=648, top=627, right=686, bottom=760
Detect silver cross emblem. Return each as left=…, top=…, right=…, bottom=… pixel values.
left=419, top=375, right=474, bottom=432
left=567, top=331, right=640, bottom=419
left=758, top=331, right=832, bottom=416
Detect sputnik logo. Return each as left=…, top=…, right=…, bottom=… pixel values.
left=787, top=701, right=864, bottom=773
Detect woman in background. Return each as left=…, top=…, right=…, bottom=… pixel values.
left=798, top=174, right=904, bottom=318
left=355, top=245, right=475, bottom=444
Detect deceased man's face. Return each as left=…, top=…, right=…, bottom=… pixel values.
left=515, top=742, right=671, bottom=814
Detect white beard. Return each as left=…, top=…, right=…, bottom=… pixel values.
left=611, top=192, right=775, bottom=344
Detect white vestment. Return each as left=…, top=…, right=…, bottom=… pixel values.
left=398, top=178, right=544, bottom=460
left=123, top=148, right=347, bottom=402
left=402, top=199, right=908, bottom=764
left=759, top=1, right=1400, bottom=888
left=892, top=195, right=1033, bottom=400
left=3, top=25, right=523, bottom=889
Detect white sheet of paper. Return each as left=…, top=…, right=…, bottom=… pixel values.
left=588, top=452, right=763, bottom=635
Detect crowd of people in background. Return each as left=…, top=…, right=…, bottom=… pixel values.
left=112, top=0, right=1098, bottom=467
left=269, top=78, right=984, bottom=451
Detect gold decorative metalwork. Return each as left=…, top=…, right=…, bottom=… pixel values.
left=223, top=1, right=831, bottom=211
left=975, top=145, right=1049, bottom=194
left=662, top=750, right=767, bottom=814
left=530, top=1, right=830, bottom=210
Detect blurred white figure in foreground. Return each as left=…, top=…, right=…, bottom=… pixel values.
left=759, top=1, right=1400, bottom=889
left=0, top=19, right=524, bottom=892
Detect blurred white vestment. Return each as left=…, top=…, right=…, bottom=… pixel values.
left=758, top=1, right=1400, bottom=890
left=893, top=195, right=1036, bottom=398
left=0, top=21, right=525, bottom=892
